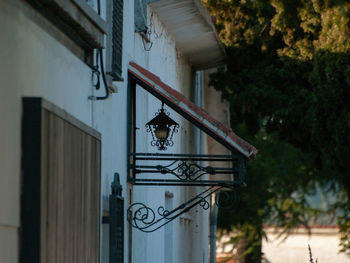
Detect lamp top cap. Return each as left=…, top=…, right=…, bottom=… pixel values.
left=146, top=108, right=179, bottom=126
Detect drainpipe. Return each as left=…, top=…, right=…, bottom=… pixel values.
left=209, top=195, right=218, bottom=263
left=196, top=70, right=218, bottom=263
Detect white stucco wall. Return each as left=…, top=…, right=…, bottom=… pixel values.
left=129, top=8, right=208, bottom=263
left=0, top=0, right=210, bottom=262
left=0, top=1, right=99, bottom=261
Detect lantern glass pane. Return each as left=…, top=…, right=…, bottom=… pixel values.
left=155, top=125, right=170, bottom=141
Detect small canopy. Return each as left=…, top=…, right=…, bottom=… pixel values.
left=128, top=62, right=258, bottom=159
left=149, top=0, right=225, bottom=70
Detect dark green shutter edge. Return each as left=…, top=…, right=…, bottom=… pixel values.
left=20, top=97, right=43, bottom=263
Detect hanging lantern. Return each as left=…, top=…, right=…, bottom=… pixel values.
left=145, top=103, right=179, bottom=151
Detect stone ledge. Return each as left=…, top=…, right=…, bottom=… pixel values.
left=26, top=0, right=106, bottom=50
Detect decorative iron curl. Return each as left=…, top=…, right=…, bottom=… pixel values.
left=155, top=108, right=170, bottom=116
left=173, top=126, right=179, bottom=133
left=155, top=139, right=169, bottom=151
left=199, top=198, right=210, bottom=210
left=215, top=187, right=240, bottom=210
left=145, top=124, right=156, bottom=144
left=127, top=202, right=182, bottom=233
left=127, top=203, right=157, bottom=231
left=147, top=132, right=172, bottom=151
left=176, top=161, right=196, bottom=180
left=157, top=206, right=173, bottom=219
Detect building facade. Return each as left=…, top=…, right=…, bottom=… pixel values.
left=0, top=0, right=256, bottom=262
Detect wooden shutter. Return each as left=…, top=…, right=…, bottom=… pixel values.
left=21, top=98, right=101, bottom=263
left=111, top=0, right=123, bottom=80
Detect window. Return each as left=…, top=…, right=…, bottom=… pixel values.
left=108, top=0, right=124, bottom=81
left=21, top=98, right=101, bottom=263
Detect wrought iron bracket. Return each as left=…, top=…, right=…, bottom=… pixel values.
left=127, top=185, right=239, bottom=233
left=126, top=153, right=246, bottom=232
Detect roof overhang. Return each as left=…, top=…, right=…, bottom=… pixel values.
left=128, top=62, right=258, bottom=159
left=149, top=0, right=226, bottom=70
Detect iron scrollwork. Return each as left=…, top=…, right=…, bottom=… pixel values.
left=130, top=153, right=241, bottom=187
left=127, top=186, right=238, bottom=232
left=128, top=153, right=243, bottom=232
left=215, top=188, right=239, bottom=210
left=155, top=160, right=215, bottom=181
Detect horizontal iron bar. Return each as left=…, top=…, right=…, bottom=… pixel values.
left=135, top=170, right=235, bottom=174
left=134, top=165, right=236, bottom=171
left=130, top=182, right=241, bottom=187
left=131, top=179, right=243, bottom=186
left=131, top=178, right=240, bottom=185
left=131, top=152, right=239, bottom=158
left=134, top=157, right=236, bottom=162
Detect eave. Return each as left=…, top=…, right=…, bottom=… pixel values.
left=149, top=0, right=226, bottom=70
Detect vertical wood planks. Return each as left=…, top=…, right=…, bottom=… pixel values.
left=41, top=109, right=101, bottom=263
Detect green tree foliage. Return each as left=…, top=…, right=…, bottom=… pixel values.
left=204, top=0, right=350, bottom=261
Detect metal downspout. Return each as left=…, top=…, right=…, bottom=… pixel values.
left=195, top=70, right=218, bottom=263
